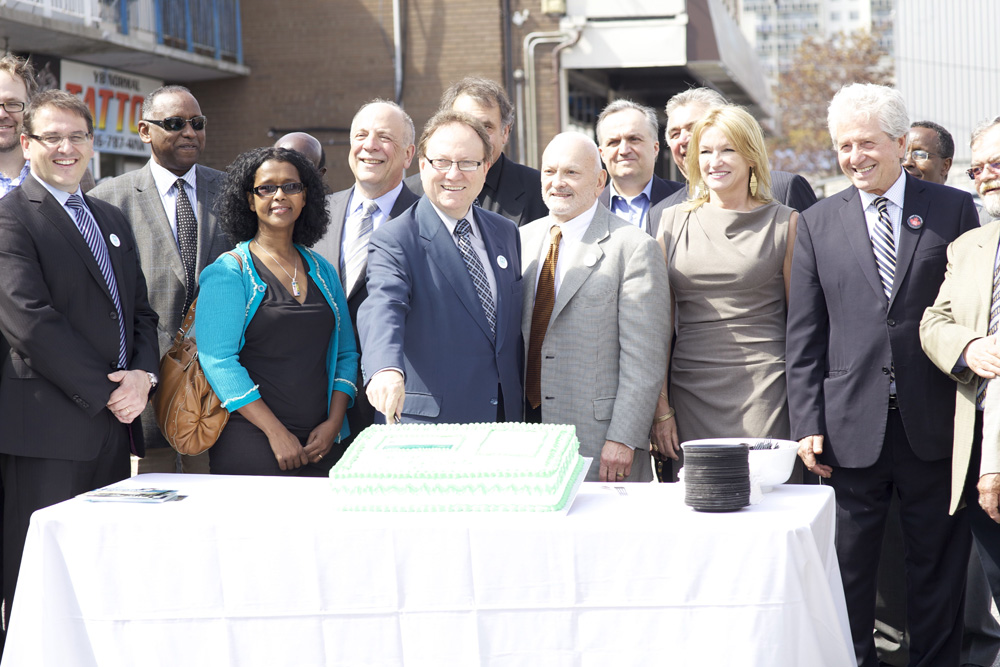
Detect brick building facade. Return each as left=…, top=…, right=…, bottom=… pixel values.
left=190, top=0, right=561, bottom=189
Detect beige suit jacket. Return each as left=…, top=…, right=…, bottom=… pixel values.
left=520, top=205, right=670, bottom=482
left=920, top=220, right=1000, bottom=512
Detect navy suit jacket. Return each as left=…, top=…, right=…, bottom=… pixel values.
left=598, top=174, right=684, bottom=237
left=786, top=173, right=978, bottom=467
left=358, top=197, right=523, bottom=424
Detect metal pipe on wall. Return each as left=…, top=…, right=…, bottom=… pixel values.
left=521, top=28, right=581, bottom=169
left=522, top=30, right=569, bottom=169
left=393, top=0, right=404, bottom=103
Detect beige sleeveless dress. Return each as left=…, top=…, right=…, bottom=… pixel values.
left=658, top=200, right=793, bottom=443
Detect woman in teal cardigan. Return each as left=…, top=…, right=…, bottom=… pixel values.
left=198, top=147, right=358, bottom=475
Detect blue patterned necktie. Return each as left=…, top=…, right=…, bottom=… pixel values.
left=66, top=194, right=127, bottom=369
left=454, top=218, right=496, bottom=337
left=871, top=196, right=895, bottom=301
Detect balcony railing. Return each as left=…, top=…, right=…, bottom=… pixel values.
left=2, top=0, right=243, bottom=64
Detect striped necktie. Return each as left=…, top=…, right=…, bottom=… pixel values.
left=871, top=196, right=895, bottom=301
left=454, top=218, right=496, bottom=337
left=341, top=199, right=379, bottom=296
left=977, top=256, right=1000, bottom=408
left=66, top=194, right=127, bottom=369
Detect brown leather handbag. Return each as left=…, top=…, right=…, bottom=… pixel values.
left=153, top=296, right=229, bottom=455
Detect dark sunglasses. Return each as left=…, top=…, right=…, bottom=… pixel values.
left=252, top=182, right=305, bottom=197
left=143, top=116, right=207, bottom=132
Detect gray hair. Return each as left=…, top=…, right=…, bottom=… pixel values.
left=440, top=77, right=515, bottom=131
left=141, top=85, right=194, bottom=119
left=355, top=98, right=416, bottom=147
left=596, top=99, right=658, bottom=145
left=971, top=116, right=1000, bottom=151
left=665, top=87, right=727, bottom=118
left=416, top=109, right=492, bottom=166
left=827, top=83, right=909, bottom=147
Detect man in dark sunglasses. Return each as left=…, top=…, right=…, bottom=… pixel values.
left=89, top=84, right=230, bottom=476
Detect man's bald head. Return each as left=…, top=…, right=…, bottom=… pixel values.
left=540, top=132, right=607, bottom=223
left=274, top=132, right=325, bottom=175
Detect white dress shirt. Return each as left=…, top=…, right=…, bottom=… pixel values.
left=429, top=202, right=498, bottom=310
left=535, top=201, right=599, bottom=297
left=340, top=182, right=403, bottom=257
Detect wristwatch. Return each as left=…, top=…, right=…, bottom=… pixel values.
left=146, top=371, right=159, bottom=395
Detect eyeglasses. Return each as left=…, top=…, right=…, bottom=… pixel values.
left=251, top=182, right=305, bottom=197
left=143, top=116, right=207, bottom=132
left=905, top=149, right=938, bottom=162
left=426, top=158, right=483, bottom=172
left=26, top=132, right=92, bottom=147
left=967, top=160, right=1000, bottom=180
left=0, top=101, right=25, bottom=113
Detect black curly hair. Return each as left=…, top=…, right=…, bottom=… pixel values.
left=217, top=146, right=330, bottom=246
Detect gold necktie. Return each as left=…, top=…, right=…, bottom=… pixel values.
left=526, top=225, right=562, bottom=409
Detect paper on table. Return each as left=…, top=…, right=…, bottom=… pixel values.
left=79, top=487, right=180, bottom=503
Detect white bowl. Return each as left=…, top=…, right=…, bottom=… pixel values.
left=681, top=437, right=799, bottom=489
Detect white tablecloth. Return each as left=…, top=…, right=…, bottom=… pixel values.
left=3, top=474, right=853, bottom=667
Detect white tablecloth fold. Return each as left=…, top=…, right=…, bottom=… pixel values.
left=3, top=474, right=853, bottom=667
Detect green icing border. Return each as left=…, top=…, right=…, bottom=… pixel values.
left=330, top=423, right=584, bottom=511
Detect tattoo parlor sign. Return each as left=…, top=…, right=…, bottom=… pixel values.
left=61, top=60, right=162, bottom=157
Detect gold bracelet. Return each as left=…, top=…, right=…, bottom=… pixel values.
left=653, top=407, right=675, bottom=423
left=659, top=391, right=668, bottom=401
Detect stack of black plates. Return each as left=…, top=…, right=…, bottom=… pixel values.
left=682, top=443, right=750, bottom=512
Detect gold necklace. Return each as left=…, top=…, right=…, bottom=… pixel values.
left=253, top=240, right=301, bottom=297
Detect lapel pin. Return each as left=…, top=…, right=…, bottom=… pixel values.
left=585, top=254, right=598, bottom=267
left=109, top=233, right=121, bottom=248
left=496, top=255, right=508, bottom=269
left=906, top=215, right=923, bottom=230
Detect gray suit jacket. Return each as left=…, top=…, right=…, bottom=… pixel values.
left=311, top=183, right=420, bottom=445
left=312, top=183, right=420, bottom=295
left=89, top=161, right=230, bottom=449
left=520, top=205, right=670, bottom=481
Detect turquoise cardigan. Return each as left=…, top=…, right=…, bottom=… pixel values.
left=196, top=241, right=359, bottom=442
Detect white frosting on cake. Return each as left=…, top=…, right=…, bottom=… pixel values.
left=329, top=422, right=585, bottom=511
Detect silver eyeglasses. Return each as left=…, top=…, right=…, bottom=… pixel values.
left=426, top=158, right=483, bottom=172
